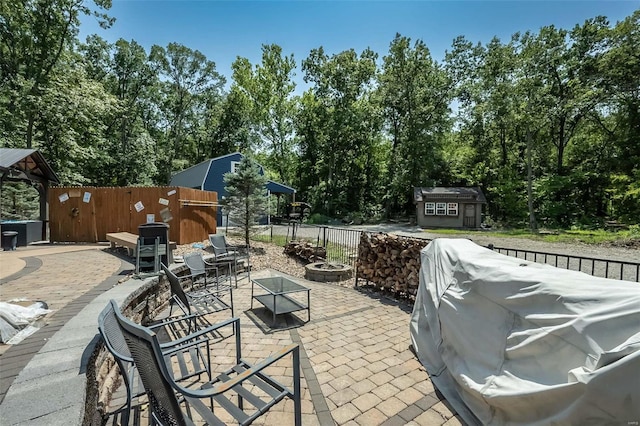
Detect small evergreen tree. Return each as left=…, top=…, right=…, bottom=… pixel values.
left=223, top=156, right=268, bottom=246
left=1, top=182, right=40, bottom=220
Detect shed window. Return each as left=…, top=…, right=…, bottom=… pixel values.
left=436, top=202, right=447, bottom=215
left=230, top=161, right=240, bottom=173
left=447, top=203, right=458, bottom=216
left=425, top=202, right=435, bottom=215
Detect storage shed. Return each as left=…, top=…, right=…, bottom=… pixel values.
left=413, top=187, right=486, bottom=229
left=169, top=152, right=295, bottom=225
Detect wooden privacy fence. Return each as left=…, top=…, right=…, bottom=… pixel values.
left=49, top=186, right=217, bottom=244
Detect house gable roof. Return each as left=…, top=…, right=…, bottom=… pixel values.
left=169, top=158, right=212, bottom=189
left=414, top=187, right=486, bottom=203
left=267, top=180, right=295, bottom=194
left=169, top=152, right=295, bottom=194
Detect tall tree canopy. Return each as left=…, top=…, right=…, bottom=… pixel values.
left=2, top=1, right=639, bottom=228
left=232, top=44, right=298, bottom=185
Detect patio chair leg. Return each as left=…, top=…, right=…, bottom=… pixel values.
left=294, top=346, right=302, bottom=426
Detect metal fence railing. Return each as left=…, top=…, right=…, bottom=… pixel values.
left=254, top=225, right=640, bottom=283
left=254, top=223, right=362, bottom=265
left=316, top=225, right=363, bottom=265
left=487, top=245, right=640, bottom=282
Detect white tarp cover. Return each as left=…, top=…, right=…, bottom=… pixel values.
left=0, top=301, right=52, bottom=344
left=410, top=239, right=640, bottom=425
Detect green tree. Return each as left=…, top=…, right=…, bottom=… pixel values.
left=150, top=43, right=225, bottom=182
left=209, top=87, right=256, bottom=157
left=596, top=10, right=640, bottom=221
left=35, top=55, right=119, bottom=184
left=300, top=46, right=383, bottom=217
left=0, top=0, right=113, bottom=149
left=379, top=34, right=452, bottom=216
left=79, top=37, right=160, bottom=185
left=0, top=182, right=39, bottom=220
left=232, top=44, right=298, bottom=185
left=223, top=156, right=268, bottom=246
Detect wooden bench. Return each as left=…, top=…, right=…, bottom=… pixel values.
left=106, top=232, right=139, bottom=256
left=106, top=232, right=177, bottom=256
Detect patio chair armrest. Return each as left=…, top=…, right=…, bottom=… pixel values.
left=159, top=317, right=239, bottom=349
left=159, top=336, right=210, bottom=356
left=175, top=344, right=300, bottom=398
left=176, top=270, right=200, bottom=281
left=202, top=258, right=227, bottom=267
left=147, top=312, right=201, bottom=331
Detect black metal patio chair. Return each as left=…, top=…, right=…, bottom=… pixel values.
left=98, top=300, right=217, bottom=425
left=208, top=234, right=251, bottom=286
left=162, top=263, right=234, bottom=319
left=112, top=301, right=302, bottom=426
left=183, top=251, right=234, bottom=290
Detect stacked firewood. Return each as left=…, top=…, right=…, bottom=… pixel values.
left=356, top=233, right=430, bottom=295
left=284, top=241, right=327, bottom=262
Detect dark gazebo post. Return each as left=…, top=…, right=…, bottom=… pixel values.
left=37, top=181, right=49, bottom=241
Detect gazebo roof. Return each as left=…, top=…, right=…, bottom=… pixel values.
left=0, top=148, right=60, bottom=184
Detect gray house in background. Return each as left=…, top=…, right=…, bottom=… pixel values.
left=170, top=152, right=295, bottom=226
left=413, top=187, right=486, bottom=229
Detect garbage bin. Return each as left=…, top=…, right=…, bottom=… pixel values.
left=2, top=231, right=18, bottom=251
left=138, top=222, right=171, bottom=265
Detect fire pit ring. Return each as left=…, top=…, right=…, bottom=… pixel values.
left=305, top=261, right=353, bottom=282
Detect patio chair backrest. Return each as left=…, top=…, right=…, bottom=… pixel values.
left=208, top=234, right=229, bottom=258
left=183, top=252, right=206, bottom=275
left=98, top=300, right=137, bottom=426
left=98, top=300, right=132, bottom=362
left=110, top=299, right=189, bottom=426
left=161, top=263, right=190, bottom=314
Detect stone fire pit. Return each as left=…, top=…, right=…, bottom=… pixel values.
left=305, top=261, right=353, bottom=282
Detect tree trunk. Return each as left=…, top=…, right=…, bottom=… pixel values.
left=527, top=128, right=538, bottom=232
left=26, top=112, right=35, bottom=149
left=557, top=116, right=566, bottom=175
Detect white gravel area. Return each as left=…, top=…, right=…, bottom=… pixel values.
left=174, top=236, right=355, bottom=288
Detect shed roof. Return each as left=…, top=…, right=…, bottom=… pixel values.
left=0, top=148, right=60, bottom=184
left=414, top=187, right=486, bottom=203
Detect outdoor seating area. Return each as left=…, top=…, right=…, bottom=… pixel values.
left=0, top=231, right=640, bottom=425
left=103, top=299, right=302, bottom=426
left=0, top=242, right=462, bottom=426
left=98, top=267, right=458, bottom=425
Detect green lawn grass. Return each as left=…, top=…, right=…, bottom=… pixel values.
left=424, top=227, right=639, bottom=245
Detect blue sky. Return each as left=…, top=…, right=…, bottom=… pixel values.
left=80, top=1, right=640, bottom=90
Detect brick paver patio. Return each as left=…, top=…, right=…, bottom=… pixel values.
left=106, top=269, right=463, bottom=425
left=0, top=246, right=463, bottom=425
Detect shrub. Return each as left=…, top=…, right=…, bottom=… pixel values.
left=307, top=213, right=332, bottom=225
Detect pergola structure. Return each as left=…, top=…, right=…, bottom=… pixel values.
left=0, top=148, right=60, bottom=240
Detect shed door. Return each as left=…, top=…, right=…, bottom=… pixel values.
left=463, top=204, right=475, bottom=228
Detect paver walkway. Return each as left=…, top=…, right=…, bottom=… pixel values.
left=1, top=245, right=464, bottom=425
left=0, top=245, right=125, bottom=404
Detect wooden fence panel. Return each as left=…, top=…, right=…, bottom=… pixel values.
left=49, top=187, right=96, bottom=242
left=177, top=187, right=218, bottom=244
left=49, top=186, right=217, bottom=244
